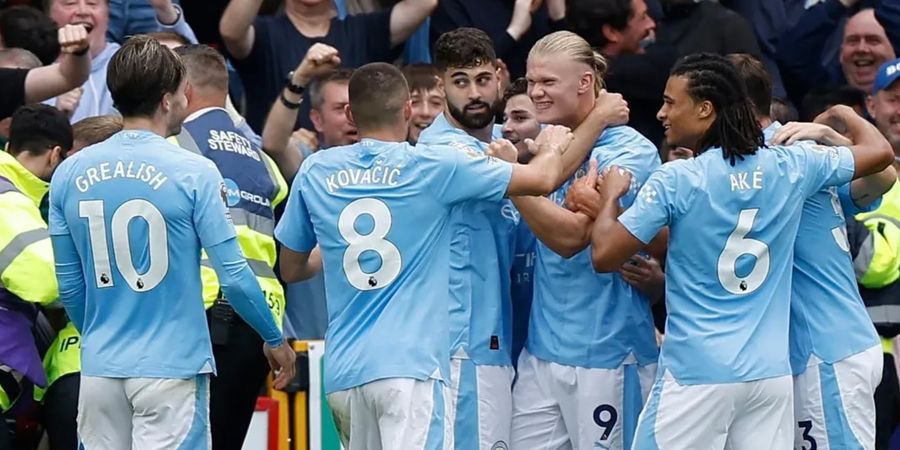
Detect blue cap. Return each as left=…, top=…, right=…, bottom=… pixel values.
left=873, top=58, right=900, bottom=95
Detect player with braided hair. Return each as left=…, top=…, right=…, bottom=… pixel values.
left=579, top=53, right=894, bottom=449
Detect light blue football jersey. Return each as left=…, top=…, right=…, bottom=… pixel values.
left=763, top=123, right=880, bottom=374
left=619, top=143, right=856, bottom=384
left=527, top=126, right=661, bottom=369
left=416, top=114, right=518, bottom=366
left=47, top=130, right=237, bottom=378
left=274, top=138, right=513, bottom=393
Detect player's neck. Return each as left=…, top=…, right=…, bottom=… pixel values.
left=359, top=124, right=408, bottom=143
left=122, top=117, right=169, bottom=139
left=758, top=116, right=773, bottom=130
left=444, top=112, right=493, bottom=143
left=566, top=97, right=596, bottom=130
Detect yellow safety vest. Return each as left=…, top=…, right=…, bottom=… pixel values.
left=855, top=181, right=900, bottom=288
left=33, top=322, right=80, bottom=402
left=0, top=151, right=57, bottom=411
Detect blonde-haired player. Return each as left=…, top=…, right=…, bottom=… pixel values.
left=506, top=31, right=661, bottom=450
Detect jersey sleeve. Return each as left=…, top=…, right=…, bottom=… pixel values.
left=591, top=142, right=660, bottom=209
left=619, top=164, right=684, bottom=244
left=192, top=161, right=237, bottom=249
left=274, top=174, right=317, bottom=253
left=838, top=182, right=882, bottom=216
left=795, top=143, right=856, bottom=197
left=48, top=163, right=69, bottom=237
left=424, top=145, right=513, bottom=206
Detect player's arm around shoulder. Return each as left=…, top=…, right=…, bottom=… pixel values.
left=592, top=162, right=685, bottom=273
left=490, top=125, right=574, bottom=197
left=772, top=119, right=896, bottom=208
left=815, top=106, right=893, bottom=180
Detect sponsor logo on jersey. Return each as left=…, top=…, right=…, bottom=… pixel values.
left=491, top=442, right=508, bottom=450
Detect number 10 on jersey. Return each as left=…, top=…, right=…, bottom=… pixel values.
left=79, top=199, right=170, bottom=292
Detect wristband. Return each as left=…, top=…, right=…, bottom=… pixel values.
left=280, top=91, right=301, bottom=109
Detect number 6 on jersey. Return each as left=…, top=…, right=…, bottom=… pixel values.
left=338, top=198, right=402, bottom=291
left=717, top=208, right=770, bottom=295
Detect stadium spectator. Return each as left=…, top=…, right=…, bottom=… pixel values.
left=777, top=2, right=900, bottom=108
left=44, top=0, right=197, bottom=122
left=0, top=104, right=72, bottom=450
left=258, top=44, right=351, bottom=342
left=0, top=48, right=42, bottom=69
left=47, top=35, right=294, bottom=449
left=505, top=31, right=657, bottom=450
left=0, top=24, right=91, bottom=121
left=564, top=0, right=674, bottom=146
left=655, top=0, right=762, bottom=59
left=70, top=114, right=123, bottom=155
left=429, top=0, right=564, bottom=80
left=219, top=0, right=437, bottom=132
left=801, top=84, right=868, bottom=121
left=0, top=5, right=60, bottom=65
left=0, top=48, right=42, bottom=147
left=401, top=63, right=443, bottom=144
left=107, top=0, right=189, bottom=43
left=769, top=96, right=798, bottom=124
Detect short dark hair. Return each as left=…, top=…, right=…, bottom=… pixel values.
left=7, top=104, right=73, bottom=156
left=348, top=62, right=409, bottom=132
left=565, top=0, right=633, bottom=49
left=401, top=63, right=441, bottom=94
left=73, top=115, right=123, bottom=148
left=433, top=27, right=497, bottom=72
left=309, top=68, right=353, bottom=110
left=801, top=85, right=867, bottom=122
left=726, top=53, right=773, bottom=119
left=0, top=6, right=60, bottom=65
left=770, top=97, right=799, bottom=124
left=146, top=31, right=192, bottom=48
left=175, top=44, right=228, bottom=93
left=502, top=77, right=529, bottom=105
left=107, top=35, right=185, bottom=118
left=670, top=53, right=763, bottom=165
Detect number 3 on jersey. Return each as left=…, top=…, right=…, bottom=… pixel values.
left=338, top=198, right=402, bottom=291
left=79, top=199, right=169, bottom=292
left=718, top=208, right=770, bottom=295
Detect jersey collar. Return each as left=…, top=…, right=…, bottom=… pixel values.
left=0, top=151, right=48, bottom=207
left=184, top=106, right=229, bottom=124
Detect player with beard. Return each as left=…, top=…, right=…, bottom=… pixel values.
left=501, top=31, right=661, bottom=450
left=416, top=28, right=629, bottom=450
